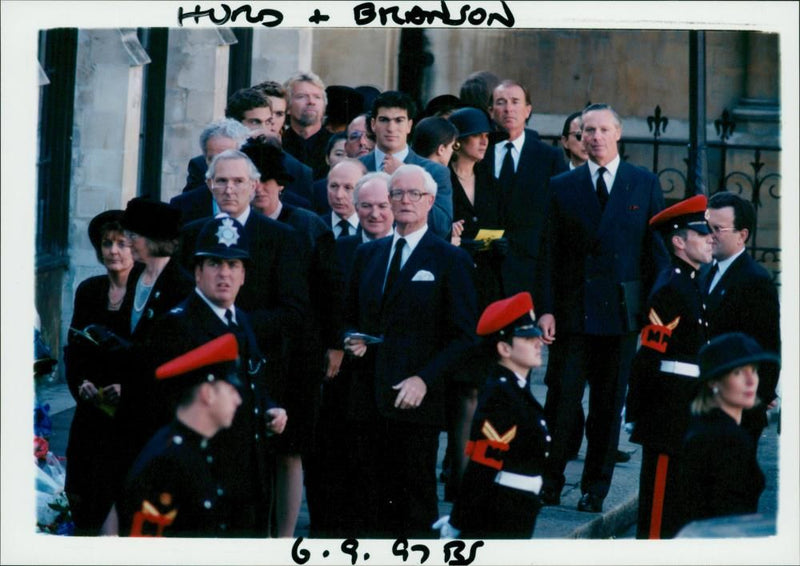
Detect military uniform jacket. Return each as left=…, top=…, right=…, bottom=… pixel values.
left=450, top=365, right=551, bottom=538
left=627, top=258, right=708, bottom=453
left=119, top=420, right=231, bottom=537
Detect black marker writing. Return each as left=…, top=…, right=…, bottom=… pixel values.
left=353, top=1, right=514, bottom=27
left=442, top=540, right=484, bottom=566
left=178, top=3, right=283, bottom=27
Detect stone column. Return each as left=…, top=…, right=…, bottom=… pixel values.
left=160, top=28, right=236, bottom=200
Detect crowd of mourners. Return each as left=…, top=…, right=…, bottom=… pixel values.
left=59, top=69, right=781, bottom=540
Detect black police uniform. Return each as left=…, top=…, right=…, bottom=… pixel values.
left=626, top=257, right=709, bottom=538
left=449, top=364, right=551, bottom=539
left=118, top=420, right=231, bottom=537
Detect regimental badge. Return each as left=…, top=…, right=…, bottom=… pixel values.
left=215, top=217, right=240, bottom=247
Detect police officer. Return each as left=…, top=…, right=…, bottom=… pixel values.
left=118, top=334, right=244, bottom=536
left=625, top=194, right=713, bottom=539
left=437, top=292, right=551, bottom=539
left=116, top=215, right=287, bottom=537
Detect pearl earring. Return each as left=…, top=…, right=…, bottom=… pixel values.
left=712, top=386, right=719, bottom=395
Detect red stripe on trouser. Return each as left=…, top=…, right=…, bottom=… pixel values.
left=649, top=453, right=670, bottom=539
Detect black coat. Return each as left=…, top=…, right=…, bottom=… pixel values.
left=120, top=292, right=279, bottom=536
left=282, top=127, right=333, bottom=181
left=477, top=129, right=567, bottom=301
left=63, top=271, right=139, bottom=532
left=703, top=251, right=781, bottom=432
left=118, top=420, right=232, bottom=537
left=627, top=258, right=708, bottom=453
left=129, top=259, right=194, bottom=341
left=450, top=365, right=550, bottom=538
left=675, top=408, right=765, bottom=532
left=540, top=161, right=669, bottom=335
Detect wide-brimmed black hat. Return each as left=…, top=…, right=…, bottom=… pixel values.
left=88, top=209, right=125, bottom=252
left=240, top=137, right=295, bottom=186
left=194, top=215, right=250, bottom=262
left=420, top=94, right=463, bottom=120
left=355, top=85, right=381, bottom=113
left=448, top=107, right=508, bottom=141
left=698, top=332, right=780, bottom=382
left=121, top=197, right=181, bottom=241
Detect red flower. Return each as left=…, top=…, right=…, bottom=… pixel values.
left=34, top=436, right=49, bottom=460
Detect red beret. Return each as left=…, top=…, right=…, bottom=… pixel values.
left=156, top=333, right=240, bottom=388
left=649, top=194, right=711, bottom=235
left=477, top=292, right=542, bottom=338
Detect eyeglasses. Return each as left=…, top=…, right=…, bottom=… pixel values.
left=348, top=131, right=367, bottom=141
left=389, top=189, right=428, bottom=202
left=212, top=179, right=250, bottom=191
left=567, top=131, right=582, bottom=141
left=710, top=225, right=737, bottom=235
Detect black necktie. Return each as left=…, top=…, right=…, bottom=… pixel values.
left=705, top=262, right=719, bottom=294
left=384, top=238, right=406, bottom=296
left=596, top=166, right=609, bottom=211
left=337, top=219, right=351, bottom=239
left=224, top=308, right=238, bottom=328
left=499, top=142, right=515, bottom=185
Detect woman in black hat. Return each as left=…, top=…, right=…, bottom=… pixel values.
left=439, top=107, right=510, bottom=501
left=120, top=197, right=193, bottom=339
left=672, top=332, right=780, bottom=535
left=114, top=198, right=194, bottom=491
left=63, top=210, right=138, bottom=534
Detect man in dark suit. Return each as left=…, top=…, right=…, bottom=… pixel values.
left=538, top=104, right=668, bottom=513
left=320, top=159, right=366, bottom=240
left=175, top=88, right=314, bottom=211
left=359, top=90, right=453, bottom=240
left=481, top=79, right=567, bottom=300
left=282, top=71, right=332, bottom=181
left=703, top=191, right=781, bottom=448
left=178, top=150, right=310, bottom=372
left=344, top=164, right=478, bottom=538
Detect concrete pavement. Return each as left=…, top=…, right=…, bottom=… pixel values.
left=37, top=347, right=780, bottom=541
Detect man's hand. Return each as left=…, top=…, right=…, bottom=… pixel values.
left=79, top=379, right=99, bottom=402
left=392, top=376, right=427, bottom=409
left=266, top=408, right=288, bottom=435
left=344, top=336, right=367, bottom=357
left=100, top=384, right=121, bottom=406
left=324, top=349, right=345, bottom=380
left=538, top=313, right=556, bottom=345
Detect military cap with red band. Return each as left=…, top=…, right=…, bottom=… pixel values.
left=155, top=333, right=242, bottom=389
left=649, top=194, right=711, bottom=235
left=477, top=291, right=543, bottom=338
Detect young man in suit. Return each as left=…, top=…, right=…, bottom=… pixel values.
left=538, top=103, right=669, bottom=513
left=359, top=90, right=453, bottom=239
left=344, top=164, right=478, bottom=538
left=704, top=191, right=781, bottom=449
left=482, top=79, right=568, bottom=300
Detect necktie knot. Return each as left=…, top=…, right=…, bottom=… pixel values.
left=499, top=142, right=516, bottom=185
left=337, top=219, right=351, bottom=239
left=225, top=308, right=237, bottom=327
left=383, top=238, right=406, bottom=297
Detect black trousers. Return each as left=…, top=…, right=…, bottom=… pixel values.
left=636, top=446, right=682, bottom=539
left=352, top=416, right=440, bottom=539
left=544, top=333, right=637, bottom=498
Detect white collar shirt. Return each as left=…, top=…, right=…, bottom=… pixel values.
left=493, top=130, right=525, bottom=178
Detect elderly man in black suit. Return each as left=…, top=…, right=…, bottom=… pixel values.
left=538, top=103, right=668, bottom=513
left=703, top=191, right=781, bottom=449
left=344, top=164, right=478, bottom=538
left=320, top=158, right=367, bottom=240
left=178, top=150, right=310, bottom=376
left=359, top=90, right=453, bottom=240
left=480, top=79, right=567, bottom=300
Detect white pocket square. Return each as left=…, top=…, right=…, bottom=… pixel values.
left=411, top=270, right=435, bottom=282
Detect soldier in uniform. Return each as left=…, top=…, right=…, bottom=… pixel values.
left=436, top=292, right=551, bottom=539
left=625, top=194, right=713, bottom=539
left=110, top=215, right=288, bottom=537
left=118, top=334, right=244, bottom=537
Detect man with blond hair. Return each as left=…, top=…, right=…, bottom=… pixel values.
left=282, top=71, right=332, bottom=180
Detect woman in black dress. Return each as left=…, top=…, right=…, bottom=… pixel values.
left=64, top=210, right=138, bottom=535
left=673, top=332, right=780, bottom=536
left=441, top=107, right=509, bottom=500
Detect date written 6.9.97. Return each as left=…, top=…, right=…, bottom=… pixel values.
left=291, top=537, right=485, bottom=565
